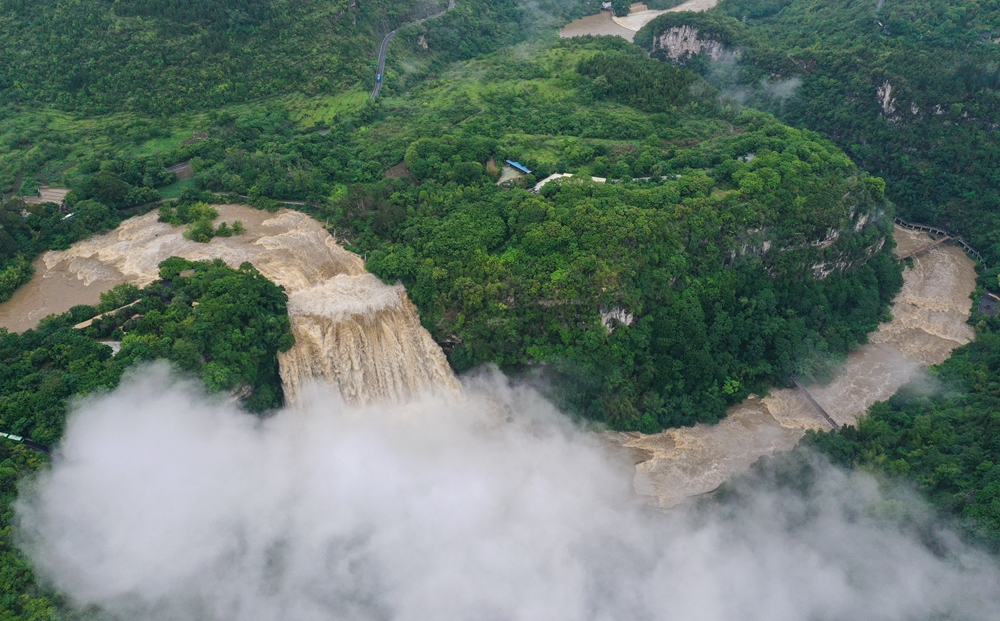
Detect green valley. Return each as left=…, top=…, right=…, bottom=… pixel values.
left=2, top=0, right=1000, bottom=617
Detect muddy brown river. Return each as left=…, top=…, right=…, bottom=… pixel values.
left=609, top=226, right=978, bottom=507
left=0, top=205, right=460, bottom=405
left=560, top=0, right=720, bottom=41
left=0, top=219, right=977, bottom=507
left=559, top=0, right=979, bottom=506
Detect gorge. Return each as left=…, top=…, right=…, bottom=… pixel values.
left=0, top=208, right=977, bottom=506
left=611, top=226, right=978, bottom=506
left=3, top=0, right=1000, bottom=615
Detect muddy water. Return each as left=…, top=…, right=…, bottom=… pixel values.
left=560, top=0, right=720, bottom=40
left=616, top=226, right=978, bottom=507
left=0, top=205, right=460, bottom=405
left=0, top=216, right=977, bottom=503
left=560, top=12, right=638, bottom=41
left=0, top=255, right=122, bottom=333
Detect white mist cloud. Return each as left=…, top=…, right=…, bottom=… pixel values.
left=16, top=364, right=1000, bottom=621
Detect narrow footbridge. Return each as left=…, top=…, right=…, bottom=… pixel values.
left=893, top=217, right=984, bottom=263
left=896, top=235, right=951, bottom=261
left=791, top=375, right=841, bottom=430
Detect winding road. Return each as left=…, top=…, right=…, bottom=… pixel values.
left=371, top=0, right=456, bottom=99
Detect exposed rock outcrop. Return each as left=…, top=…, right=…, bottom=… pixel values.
left=652, top=25, right=728, bottom=63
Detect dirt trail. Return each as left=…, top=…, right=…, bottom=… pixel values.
left=614, top=226, right=977, bottom=507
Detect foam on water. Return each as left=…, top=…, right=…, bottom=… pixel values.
left=0, top=205, right=458, bottom=405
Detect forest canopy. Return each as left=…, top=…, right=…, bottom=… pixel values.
left=361, top=114, right=901, bottom=430
left=0, top=257, right=293, bottom=619
left=1, top=37, right=902, bottom=433
left=809, top=315, right=1000, bottom=550
left=0, top=0, right=599, bottom=114
left=638, top=0, right=1000, bottom=266
left=0, top=5, right=987, bottom=615
left=0, top=257, right=293, bottom=447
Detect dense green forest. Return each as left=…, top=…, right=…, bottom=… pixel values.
left=0, top=0, right=599, bottom=115
left=0, top=0, right=998, bottom=616
left=0, top=441, right=55, bottom=620
left=638, top=0, right=1000, bottom=266
left=1, top=257, right=292, bottom=444
left=0, top=0, right=432, bottom=113
left=154, top=39, right=899, bottom=429
left=633, top=0, right=1000, bottom=549
left=0, top=36, right=902, bottom=430
left=361, top=114, right=900, bottom=428
left=808, top=313, right=1000, bottom=549
left=0, top=257, right=292, bottom=619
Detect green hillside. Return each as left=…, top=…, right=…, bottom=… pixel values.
left=0, top=0, right=597, bottom=115
left=0, top=0, right=415, bottom=113
left=147, top=37, right=897, bottom=429
left=1, top=30, right=901, bottom=431
left=0, top=258, right=293, bottom=620
left=634, top=0, right=1000, bottom=551
left=1, top=1, right=997, bottom=615
left=638, top=0, right=1000, bottom=265
left=0, top=28, right=908, bottom=615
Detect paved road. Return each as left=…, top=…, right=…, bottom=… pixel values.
left=371, top=0, right=456, bottom=100
left=1, top=431, right=52, bottom=455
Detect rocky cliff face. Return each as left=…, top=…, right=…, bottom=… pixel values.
left=727, top=185, right=890, bottom=281
left=651, top=26, right=729, bottom=63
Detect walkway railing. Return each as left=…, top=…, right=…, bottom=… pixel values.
left=893, top=217, right=984, bottom=264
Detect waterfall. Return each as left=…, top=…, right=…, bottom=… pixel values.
left=279, top=273, right=460, bottom=405
left=5, top=205, right=460, bottom=405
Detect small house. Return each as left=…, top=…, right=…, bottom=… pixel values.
left=504, top=160, right=532, bottom=174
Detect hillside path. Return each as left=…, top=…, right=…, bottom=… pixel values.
left=372, top=0, right=456, bottom=99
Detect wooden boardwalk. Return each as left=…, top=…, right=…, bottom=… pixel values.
left=893, top=217, right=983, bottom=263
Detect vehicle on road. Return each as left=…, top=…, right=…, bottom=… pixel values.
left=377, top=73, right=382, bottom=83
left=0, top=430, right=51, bottom=454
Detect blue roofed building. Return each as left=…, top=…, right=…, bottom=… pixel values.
left=504, top=160, right=532, bottom=174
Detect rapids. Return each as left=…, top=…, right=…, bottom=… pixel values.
left=0, top=213, right=978, bottom=506
left=0, top=205, right=459, bottom=405
left=609, top=226, right=978, bottom=507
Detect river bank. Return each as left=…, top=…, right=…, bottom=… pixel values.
left=0, top=215, right=978, bottom=508
left=611, top=226, right=978, bottom=507
left=560, top=0, right=720, bottom=41
left=0, top=205, right=460, bottom=405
